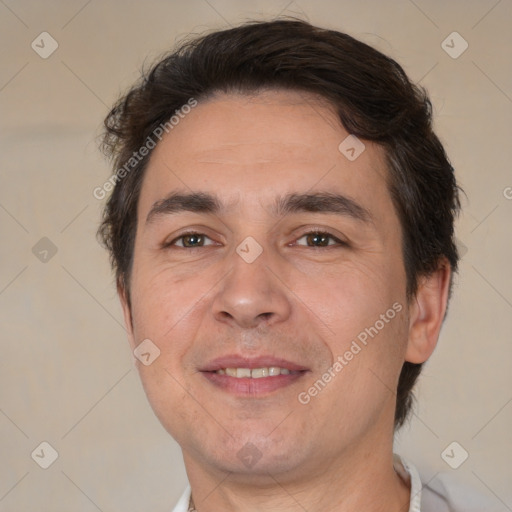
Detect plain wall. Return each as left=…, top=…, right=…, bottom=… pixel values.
left=1, top=1, right=511, bottom=510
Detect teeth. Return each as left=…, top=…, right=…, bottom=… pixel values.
left=251, top=368, right=268, bottom=379
left=216, top=367, right=294, bottom=378
left=236, top=368, right=251, bottom=378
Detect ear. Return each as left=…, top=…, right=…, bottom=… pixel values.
left=405, top=261, right=452, bottom=364
left=118, top=279, right=137, bottom=350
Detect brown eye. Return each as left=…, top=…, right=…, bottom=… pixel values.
left=181, top=234, right=204, bottom=247
left=307, top=233, right=330, bottom=246
left=296, top=231, right=343, bottom=247
left=167, top=232, right=215, bottom=248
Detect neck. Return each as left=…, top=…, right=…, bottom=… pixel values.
left=183, top=440, right=411, bottom=512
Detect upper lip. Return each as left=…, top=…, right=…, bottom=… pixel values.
left=200, top=355, right=309, bottom=372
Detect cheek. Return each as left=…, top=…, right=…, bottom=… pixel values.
left=290, top=256, right=405, bottom=336
left=128, top=261, right=219, bottom=385
left=130, top=262, right=203, bottom=334
left=292, top=256, right=409, bottom=400
left=303, top=305, right=409, bottom=428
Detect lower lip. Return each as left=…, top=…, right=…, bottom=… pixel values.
left=202, top=371, right=307, bottom=395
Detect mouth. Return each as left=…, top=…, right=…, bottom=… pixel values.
left=200, top=356, right=309, bottom=396
left=214, top=366, right=297, bottom=377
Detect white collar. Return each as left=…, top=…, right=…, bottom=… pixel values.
left=394, top=453, right=423, bottom=512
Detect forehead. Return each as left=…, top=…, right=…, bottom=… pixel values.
left=137, top=89, right=394, bottom=222
left=151, top=89, right=354, bottom=166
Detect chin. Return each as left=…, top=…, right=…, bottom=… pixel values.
left=195, top=434, right=311, bottom=481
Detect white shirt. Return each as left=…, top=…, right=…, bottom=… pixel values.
left=171, top=454, right=498, bottom=511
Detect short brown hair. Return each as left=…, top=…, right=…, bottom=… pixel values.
left=98, top=18, right=461, bottom=429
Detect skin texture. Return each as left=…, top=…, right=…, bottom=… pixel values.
left=119, top=90, right=451, bottom=512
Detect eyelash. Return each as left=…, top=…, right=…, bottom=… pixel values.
left=295, top=230, right=347, bottom=248
left=164, top=231, right=217, bottom=249
left=164, top=230, right=347, bottom=249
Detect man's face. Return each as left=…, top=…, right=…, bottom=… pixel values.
left=122, top=90, right=411, bottom=481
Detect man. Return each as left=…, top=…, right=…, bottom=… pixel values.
left=97, top=18, right=476, bottom=511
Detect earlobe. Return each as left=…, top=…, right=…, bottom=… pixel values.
left=118, top=279, right=136, bottom=350
left=405, top=261, right=452, bottom=364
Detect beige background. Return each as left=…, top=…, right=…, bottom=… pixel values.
left=1, top=0, right=511, bottom=510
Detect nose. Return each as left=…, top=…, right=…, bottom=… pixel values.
left=211, top=247, right=292, bottom=329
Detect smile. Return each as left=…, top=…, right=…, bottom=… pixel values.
left=215, top=367, right=296, bottom=378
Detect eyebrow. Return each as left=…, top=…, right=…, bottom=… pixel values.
left=146, top=192, right=223, bottom=225
left=145, top=191, right=372, bottom=225
left=272, top=192, right=372, bottom=223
